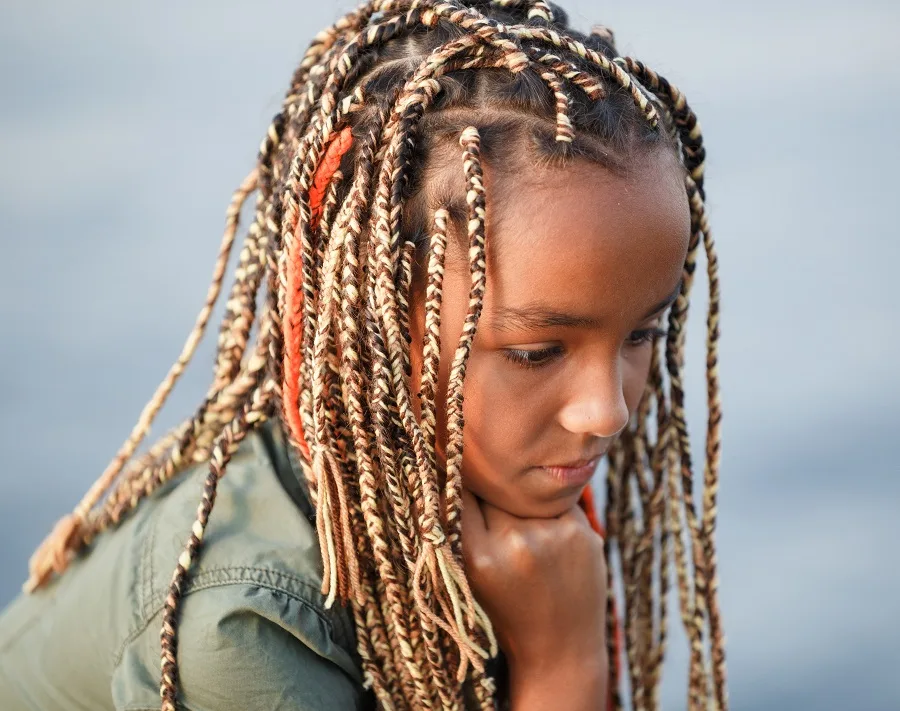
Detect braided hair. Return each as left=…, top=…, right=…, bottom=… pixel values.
left=25, top=1, right=725, bottom=709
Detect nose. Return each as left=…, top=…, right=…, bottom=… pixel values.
left=557, top=359, right=629, bottom=438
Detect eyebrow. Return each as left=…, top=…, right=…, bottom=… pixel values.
left=490, top=280, right=683, bottom=333
left=642, top=280, right=683, bottom=320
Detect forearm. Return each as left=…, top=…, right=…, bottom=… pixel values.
left=508, top=656, right=607, bottom=711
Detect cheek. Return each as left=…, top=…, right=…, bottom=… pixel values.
left=622, top=346, right=655, bottom=412
left=454, top=352, right=555, bottom=510
left=459, top=352, right=550, bottom=451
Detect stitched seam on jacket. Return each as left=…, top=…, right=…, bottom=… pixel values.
left=113, top=569, right=340, bottom=668
left=137, top=517, right=150, bottom=624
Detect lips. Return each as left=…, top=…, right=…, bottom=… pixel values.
left=539, top=455, right=603, bottom=487
left=546, top=456, right=602, bottom=469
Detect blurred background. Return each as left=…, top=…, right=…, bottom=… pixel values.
left=1, top=1, right=898, bottom=709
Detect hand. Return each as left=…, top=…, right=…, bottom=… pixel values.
left=460, top=488, right=608, bottom=708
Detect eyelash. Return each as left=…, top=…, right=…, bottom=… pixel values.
left=502, top=328, right=667, bottom=370
left=502, top=346, right=564, bottom=369
left=626, top=327, right=667, bottom=347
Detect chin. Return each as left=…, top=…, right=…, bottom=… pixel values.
left=527, top=494, right=584, bottom=519
left=485, top=486, right=586, bottom=519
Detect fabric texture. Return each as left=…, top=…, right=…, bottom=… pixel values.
left=0, top=422, right=370, bottom=711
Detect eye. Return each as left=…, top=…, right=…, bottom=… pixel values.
left=626, top=327, right=667, bottom=347
left=502, top=346, right=564, bottom=369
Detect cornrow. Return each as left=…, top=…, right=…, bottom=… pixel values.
left=25, top=2, right=727, bottom=709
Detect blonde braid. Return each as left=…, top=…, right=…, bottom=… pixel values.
left=26, top=4, right=727, bottom=709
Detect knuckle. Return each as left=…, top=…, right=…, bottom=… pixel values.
left=470, top=552, right=493, bottom=574
left=505, top=528, right=531, bottom=554
left=558, top=519, right=585, bottom=544
left=504, top=530, right=539, bottom=572
left=590, top=532, right=607, bottom=556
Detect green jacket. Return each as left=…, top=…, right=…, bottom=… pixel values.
left=0, top=422, right=372, bottom=710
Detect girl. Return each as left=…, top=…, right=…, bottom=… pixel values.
left=0, top=1, right=726, bottom=709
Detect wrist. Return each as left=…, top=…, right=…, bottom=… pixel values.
left=508, top=652, right=608, bottom=711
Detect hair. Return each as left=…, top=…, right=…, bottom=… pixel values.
left=25, top=1, right=725, bottom=709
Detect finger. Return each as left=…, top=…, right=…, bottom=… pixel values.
left=475, top=496, right=520, bottom=531
left=459, top=487, right=488, bottom=541
left=558, top=501, right=595, bottom=530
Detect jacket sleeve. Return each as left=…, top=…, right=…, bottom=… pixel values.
left=110, top=581, right=366, bottom=711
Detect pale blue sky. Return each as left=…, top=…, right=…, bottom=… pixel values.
left=1, top=1, right=898, bottom=709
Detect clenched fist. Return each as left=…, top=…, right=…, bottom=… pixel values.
left=461, top=488, right=609, bottom=710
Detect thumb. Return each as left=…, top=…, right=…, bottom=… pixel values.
left=459, top=488, right=488, bottom=561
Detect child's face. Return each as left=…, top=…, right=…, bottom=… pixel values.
left=409, top=148, right=690, bottom=519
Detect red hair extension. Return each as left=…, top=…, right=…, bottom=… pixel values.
left=282, top=126, right=354, bottom=460
left=581, top=485, right=622, bottom=709
left=281, top=128, right=621, bottom=702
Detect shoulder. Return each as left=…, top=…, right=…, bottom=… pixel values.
left=0, top=422, right=367, bottom=711
left=113, top=581, right=367, bottom=711
left=137, top=421, right=339, bottom=636
left=112, top=422, right=368, bottom=710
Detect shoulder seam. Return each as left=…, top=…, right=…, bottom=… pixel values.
left=112, top=568, right=344, bottom=669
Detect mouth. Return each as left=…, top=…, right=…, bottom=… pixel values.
left=539, top=455, right=602, bottom=488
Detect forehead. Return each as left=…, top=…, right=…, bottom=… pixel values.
left=478, top=152, right=690, bottom=321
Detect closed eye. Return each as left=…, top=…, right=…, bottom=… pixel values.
left=502, top=345, right=565, bottom=369
left=626, top=326, right=667, bottom=347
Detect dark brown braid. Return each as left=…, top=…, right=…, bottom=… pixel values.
left=25, top=2, right=726, bottom=709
